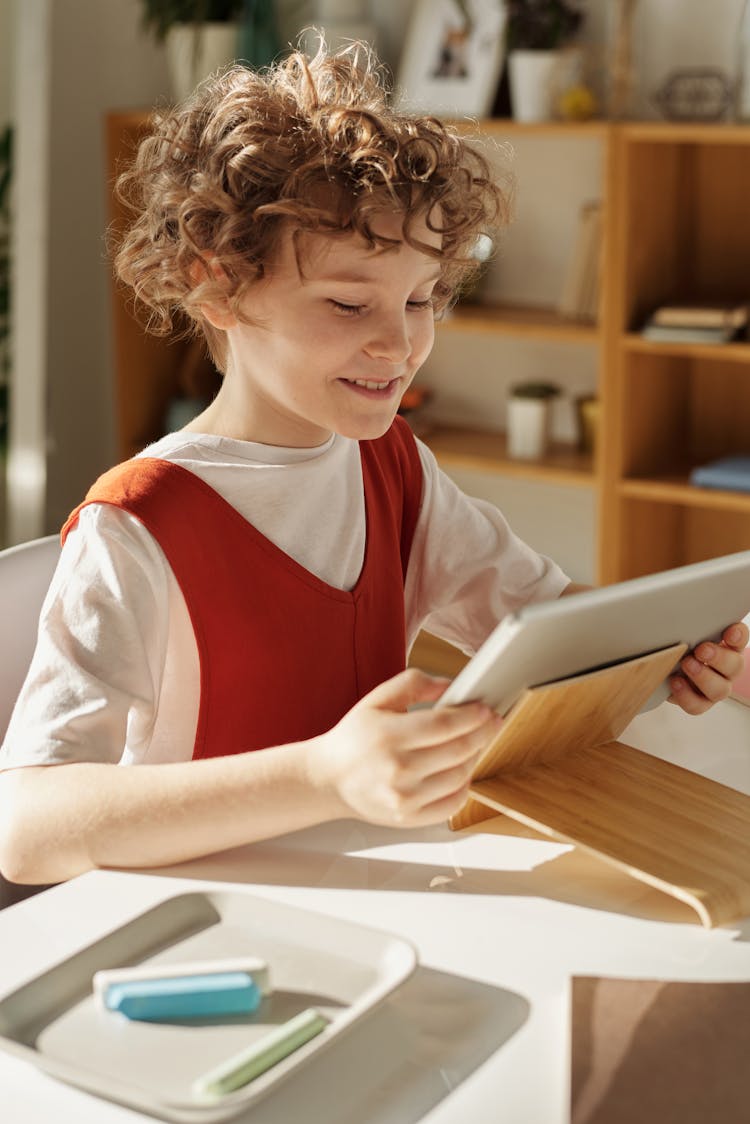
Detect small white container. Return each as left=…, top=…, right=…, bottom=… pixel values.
left=506, top=396, right=552, bottom=459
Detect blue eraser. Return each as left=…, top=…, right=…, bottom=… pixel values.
left=104, top=971, right=261, bottom=1022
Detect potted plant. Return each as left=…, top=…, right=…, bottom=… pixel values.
left=504, top=0, right=585, bottom=122
left=506, top=380, right=560, bottom=459
left=140, top=1, right=257, bottom=102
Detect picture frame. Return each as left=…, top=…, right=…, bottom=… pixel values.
left=395, top=0, right=507, bottom=119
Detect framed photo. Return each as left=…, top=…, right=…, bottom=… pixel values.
left=395, top=0, right=507, bottom=119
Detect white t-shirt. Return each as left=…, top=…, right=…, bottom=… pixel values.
left=0, top=430, right=568, bottom=769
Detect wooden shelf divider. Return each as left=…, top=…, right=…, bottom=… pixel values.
left=623, top=333, right=750, bottom=365
left=619, top=477, right=750, bottom=514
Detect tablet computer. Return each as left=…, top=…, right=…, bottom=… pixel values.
left=437, top=550, right=750, bottom=715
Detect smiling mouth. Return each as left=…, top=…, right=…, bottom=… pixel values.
left=342, top=377, right=399, bottom=392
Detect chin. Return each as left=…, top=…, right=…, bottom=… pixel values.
left=340, top=415, right=397, bottom=442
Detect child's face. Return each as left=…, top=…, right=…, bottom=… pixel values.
left=217, top=209, right=440, bottom=446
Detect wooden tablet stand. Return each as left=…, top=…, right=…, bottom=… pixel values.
left=449, top=643, right=750, bottom=928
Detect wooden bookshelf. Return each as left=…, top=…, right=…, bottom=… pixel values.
left=599, top=122, right=750, bottom=582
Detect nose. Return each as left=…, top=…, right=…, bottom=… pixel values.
left=363, top=309, right=413, bottom=365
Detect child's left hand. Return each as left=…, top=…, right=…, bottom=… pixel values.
left=668, top=621, right=749, bottom=714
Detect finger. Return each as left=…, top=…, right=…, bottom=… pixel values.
left=667, top=674, right=715, bottom=715
left=359, top=667, right=452, bottom=713
left=680, top=650, right=738, bottom=704
left=408, top=779, right=474, bottom=826
left=396, top=716, right=501, bottom=785
left=382, top=698, right=499, bottom=751
left=385, top=779, right=473, bottom=829
left=720, top=621, right=749, bottom=652
left=692, top=641, right=746, bottom=682
left=390, top=758, right=478, bottom=825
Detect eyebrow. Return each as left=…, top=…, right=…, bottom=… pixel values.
left=320, top=268, right=442, bottom=284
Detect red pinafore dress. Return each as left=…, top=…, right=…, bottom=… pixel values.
left=61, top=417, right=423, bottom=758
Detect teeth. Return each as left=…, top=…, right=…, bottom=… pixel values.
left=349, top=379, right=390, bottom=390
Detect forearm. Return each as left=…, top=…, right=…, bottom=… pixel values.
left=0, top=741, right=343, bottom=885
left=0, top=669, right=503, bottom=885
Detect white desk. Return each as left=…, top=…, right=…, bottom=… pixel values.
left=1, top=701, right=749, bottom=1124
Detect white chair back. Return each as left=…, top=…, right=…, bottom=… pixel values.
left=0, top=535, right=61, bottom=741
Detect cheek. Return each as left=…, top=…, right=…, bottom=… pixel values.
left=412, top=318, right=435, bottom=365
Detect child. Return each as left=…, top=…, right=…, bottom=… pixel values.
left=0, top=44, right=746, bottom=886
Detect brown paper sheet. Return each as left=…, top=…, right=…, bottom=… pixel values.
left=571, top=976, right=750, bottom=1124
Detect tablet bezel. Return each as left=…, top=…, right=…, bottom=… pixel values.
left=436, top=550, right=750, bottom=716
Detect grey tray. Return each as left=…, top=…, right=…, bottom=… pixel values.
left=0, top=888, right=417, bottom=1122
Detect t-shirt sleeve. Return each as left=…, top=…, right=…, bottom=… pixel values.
left=0, top=505, right=171, bottom=769
left=404, top=438, right=571, bottom=656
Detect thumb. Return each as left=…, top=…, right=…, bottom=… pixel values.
left=358, top=667, right=452, bottom=714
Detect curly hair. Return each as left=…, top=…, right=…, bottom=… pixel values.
left=114, top=40, right=512, bottom=371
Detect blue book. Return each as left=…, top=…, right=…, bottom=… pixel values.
left=690, top=456, right=750, bottom=493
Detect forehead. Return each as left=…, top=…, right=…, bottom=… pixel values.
left=281, top=209, right=443, bottom=280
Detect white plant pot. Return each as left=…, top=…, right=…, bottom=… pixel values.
left=506, top=397, right=552, bottom=459
left=166, top=23, right=240, bottom=103
left=508, top=48, right=583, bottom=123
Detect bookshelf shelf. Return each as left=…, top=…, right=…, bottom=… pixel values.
left=441, top=302, right=598, bottom=343
left=424, top=425, right=595, bottom=487
left=620, top=122, right=750, bottom=146
left=619, top=477, right=750, bottom=514
left=623, top=334, right=750, bottom=364
left=454, top=118, right=609, bottom=141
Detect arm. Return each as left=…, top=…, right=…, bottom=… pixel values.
left=0, top=508, right=500, bottom=884
left=0, top=668, right=501, bottom=884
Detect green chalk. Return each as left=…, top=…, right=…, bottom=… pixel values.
left=192, top=1007, right=329, bottom=1097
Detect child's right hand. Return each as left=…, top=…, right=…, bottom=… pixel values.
left=315, top=668, right=502, bottom=828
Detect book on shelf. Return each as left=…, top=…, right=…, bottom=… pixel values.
left=558, top=200, right=602, bottom=323
left=649, top=300, right=749, bottom=330
left=640, top=322, right=740, bottom=344
left=641, top=299, right=749, bottom=344
left=689, top=455, right=750, bottom=493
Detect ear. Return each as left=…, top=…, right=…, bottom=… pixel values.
left=189, top=255, right=238, bottom=330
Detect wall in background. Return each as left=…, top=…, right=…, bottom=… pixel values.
left=6, top=0, right=171, bottom=541
left=43, top=0, right=169, bottom=532
left=0, top=0, right=12, bottom=542
left=0, top=1, right=11, bottom=122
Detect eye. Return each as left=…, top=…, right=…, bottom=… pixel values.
left=407, top=298, right=434, bottom=311
left=329, top=300, right=365, bottom=316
